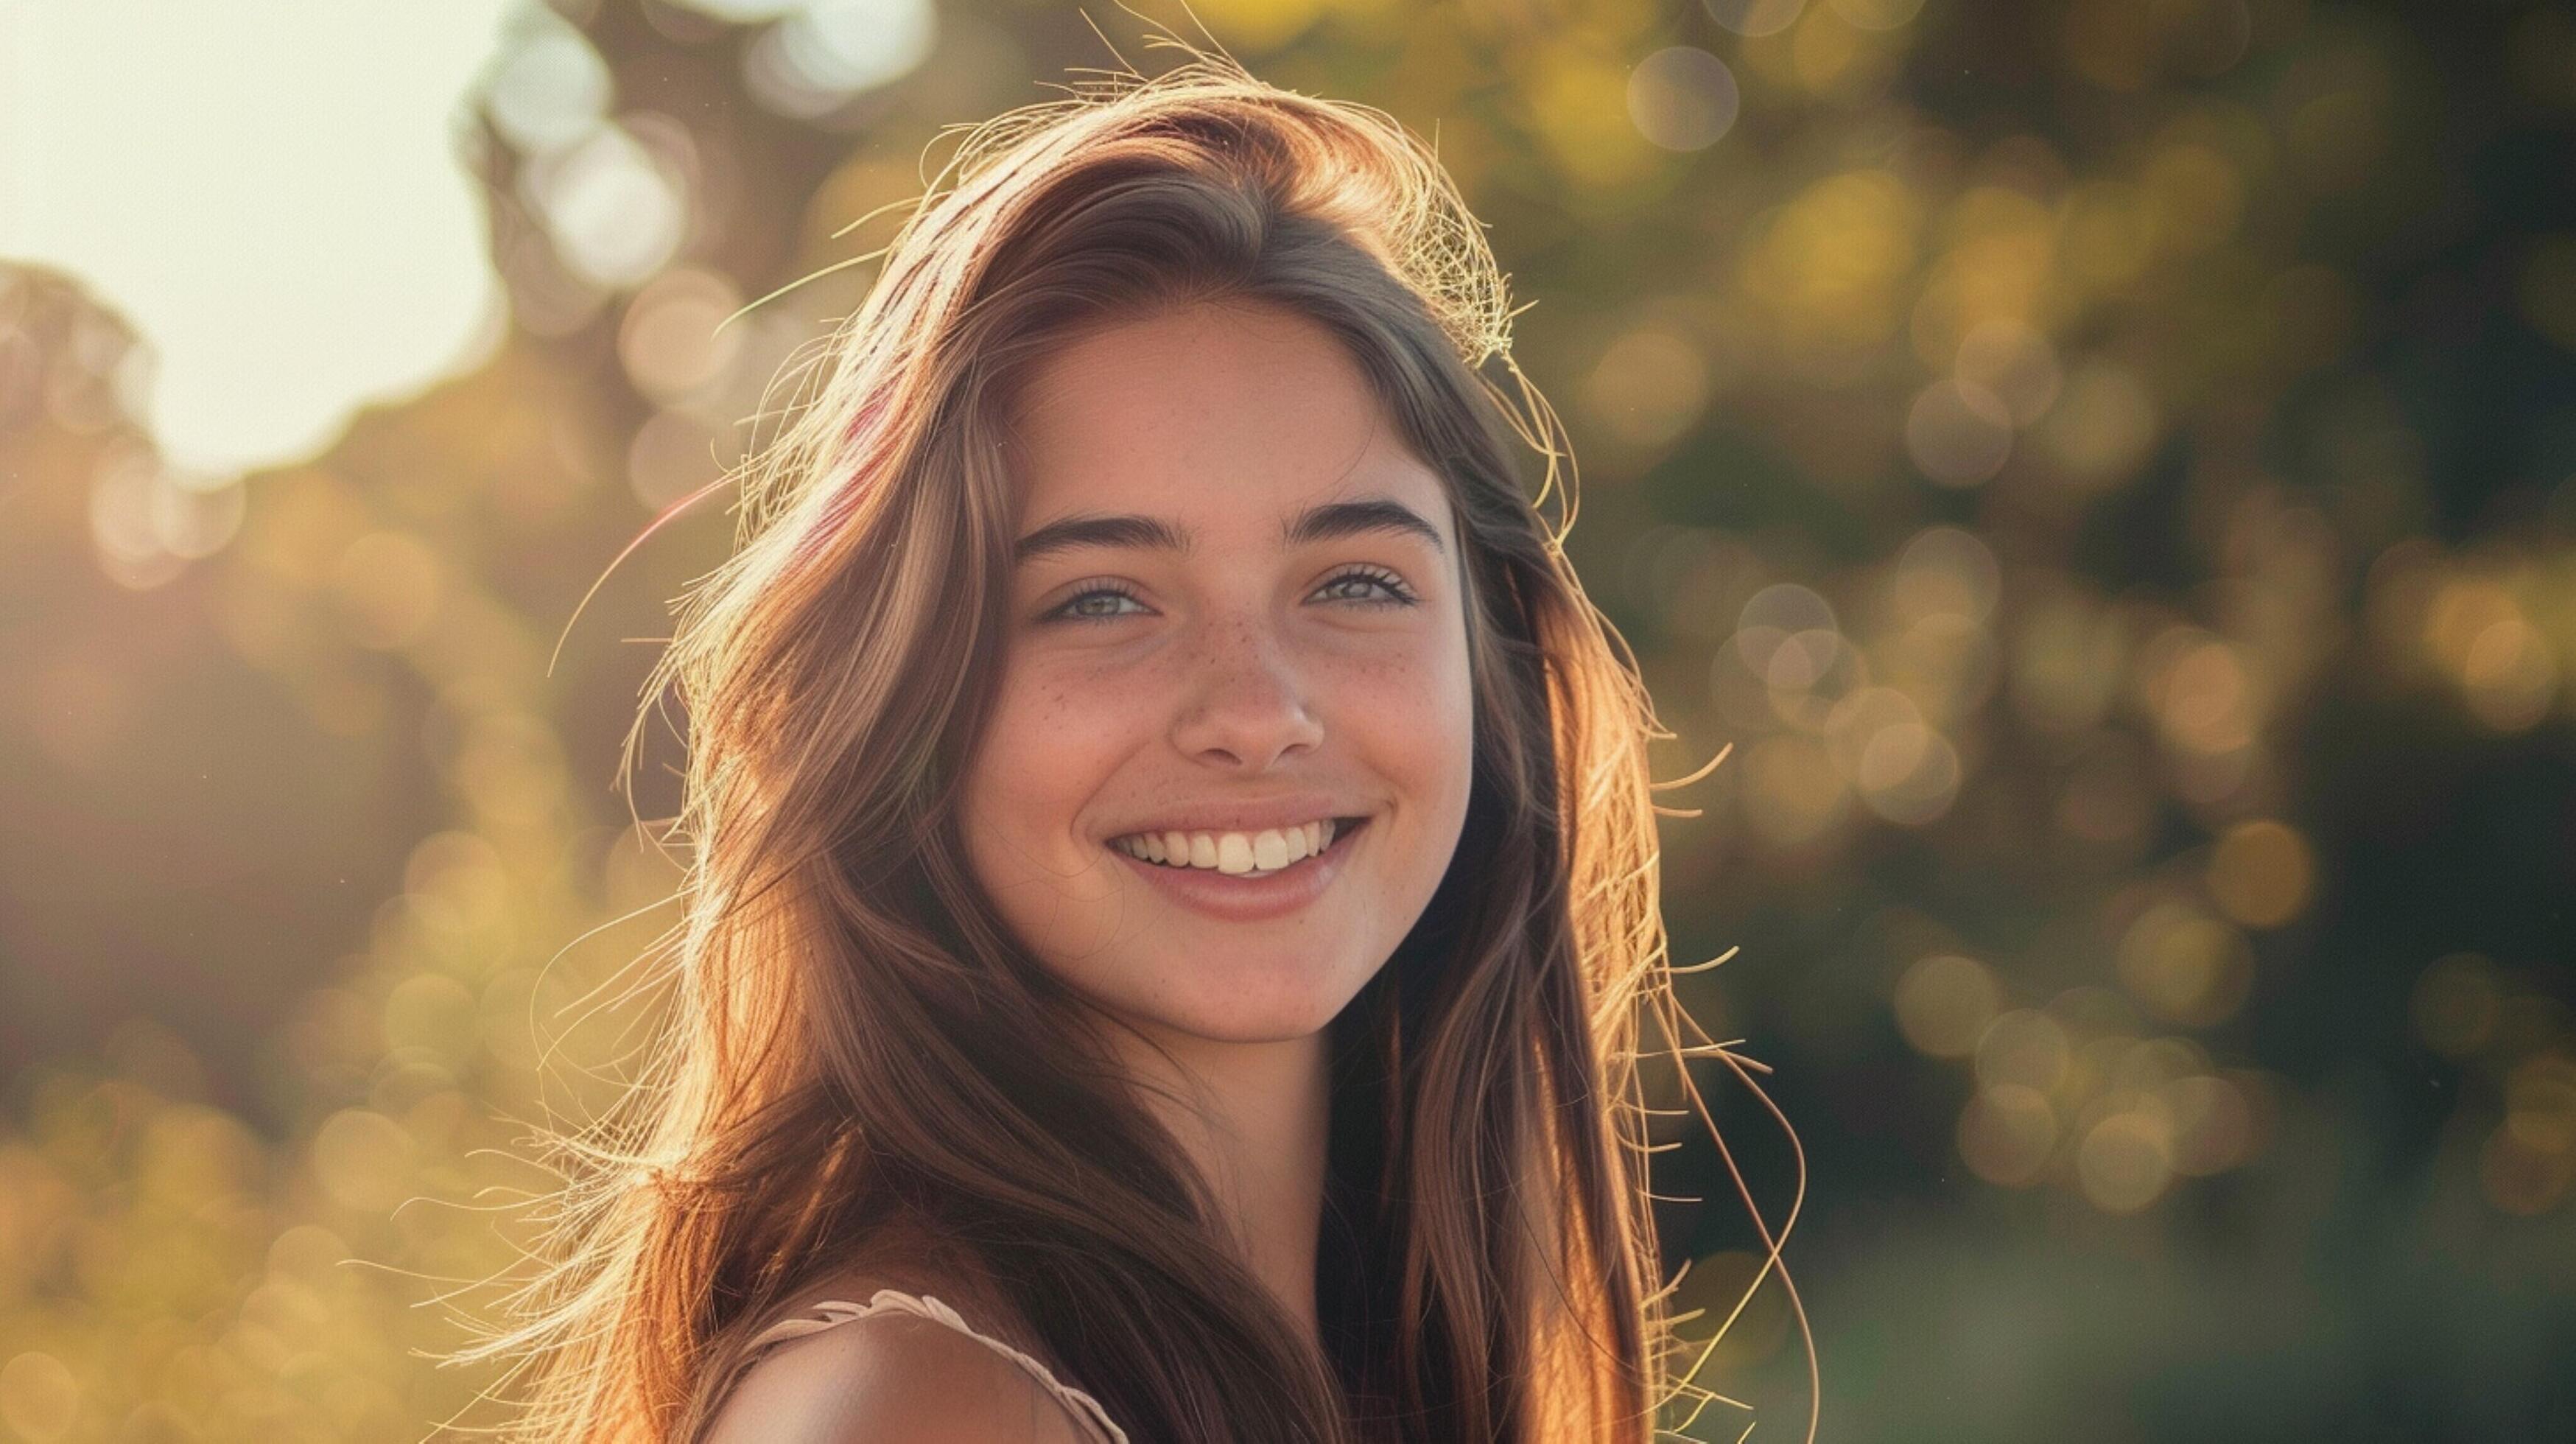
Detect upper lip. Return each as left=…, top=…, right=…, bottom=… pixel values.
left=1102, top=796, right=1366, bottom=840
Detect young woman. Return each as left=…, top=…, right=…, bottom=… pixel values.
left=471, top=46, right=1744, bottom=1444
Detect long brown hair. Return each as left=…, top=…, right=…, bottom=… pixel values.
left=455, top=40, right=1731, bottom=1444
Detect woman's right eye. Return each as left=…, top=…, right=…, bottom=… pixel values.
left=1044, top=583, right=1148, bottom=623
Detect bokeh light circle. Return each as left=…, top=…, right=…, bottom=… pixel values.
left=1960, top=1084, right=2058, bottom=1186
left=1705, top=0, right=1808, bottom=38
left=1906, top=377, right=2015, bottom=485
left=1830, top=0, right=1927, bottom=29
left=1628, top=47, right=1741, bottom=153
left=2078, top=1110, right=2175, bottom=1213
left=1895, top=953, right=2002, bottom=1058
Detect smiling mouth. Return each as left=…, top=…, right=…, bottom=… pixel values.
left=1108, top=816, right=1367, bottom=877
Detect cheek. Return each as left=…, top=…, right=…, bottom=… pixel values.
left=1427, top=655, right=1479, bottom=820
left=1330, top=632, right=1477, bottom=828
left=961, top=659, right=1131, bottom=865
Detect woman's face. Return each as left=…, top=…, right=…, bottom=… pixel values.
left=958, top=300, right=1475, bottom=1048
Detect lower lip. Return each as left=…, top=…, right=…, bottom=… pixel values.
left=1107, top=820, right=1366, bottom=924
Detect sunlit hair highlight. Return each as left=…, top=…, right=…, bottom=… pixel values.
left=449, top=32, right=1789, bottom=1444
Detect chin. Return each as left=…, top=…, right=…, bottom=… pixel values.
left=1126, top=969, right=1363, bottom=1047
left=1152, top=1011, right=1338, bottom=1047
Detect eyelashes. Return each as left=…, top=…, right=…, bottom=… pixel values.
left=1043, top=566, right=1419, bottom=625
left=1311, top=564, right=1419, bottom=608
left=1045, top=581, right=1143, bottom=623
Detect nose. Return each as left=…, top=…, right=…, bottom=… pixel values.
left=1170, top=615, right=1324, bottom=773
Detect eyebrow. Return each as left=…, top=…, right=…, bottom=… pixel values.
left=1011, top=497, right=1447, bottom=566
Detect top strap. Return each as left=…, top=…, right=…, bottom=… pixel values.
left=741, top=1289, right=1130, bottom=1444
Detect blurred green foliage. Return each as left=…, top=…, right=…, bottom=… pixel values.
left=1, top=0, right=2572, bottom=1439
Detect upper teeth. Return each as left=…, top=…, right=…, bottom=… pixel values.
left=1114, top=820, right=1338, bottom=875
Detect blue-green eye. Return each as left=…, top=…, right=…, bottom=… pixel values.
left=1046, top=582, right=1147, bottom=623
left=1314, top=566, right=1418, bottom=607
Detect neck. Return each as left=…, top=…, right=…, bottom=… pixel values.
left=1103, top=1019, right=1333, bottom=1347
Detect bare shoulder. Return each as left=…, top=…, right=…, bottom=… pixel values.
left=701, top=1303, right=1089, bottom=1444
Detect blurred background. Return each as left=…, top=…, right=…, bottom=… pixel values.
left=2, top=0, right=2572, bottom=1438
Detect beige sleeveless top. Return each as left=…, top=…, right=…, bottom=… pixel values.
left=740, top=1289, right=1129, bottom=1443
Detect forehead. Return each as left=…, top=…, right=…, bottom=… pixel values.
left=1003, top=301, right=1452, bottom=536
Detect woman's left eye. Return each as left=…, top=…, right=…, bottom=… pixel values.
left=1313, top=567, right=1418, bottom=607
